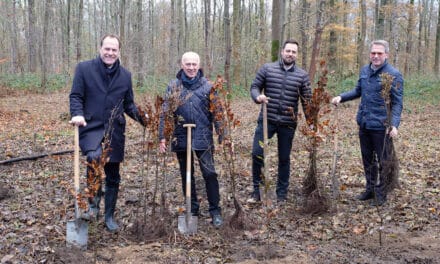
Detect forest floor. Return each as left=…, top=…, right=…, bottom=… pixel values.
left=0, top=88, right=439, bottom=264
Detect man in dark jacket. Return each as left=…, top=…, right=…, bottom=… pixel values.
left=332, top=39, right=404, bottom=206
left=249, top=39, right=312, bottom=203
left=69, top=34, right=146, bottom=232
left=159, top=52, right=224, bottom=227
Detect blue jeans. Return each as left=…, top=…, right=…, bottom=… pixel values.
left=176, top=149, right=221, bottom=216
left=251, top=120, right=296, bottom=200
left=359, top=128, right=390, bottom=198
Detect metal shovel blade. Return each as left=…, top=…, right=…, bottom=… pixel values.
left=178, top=215, right=198, bottom=235
left=66, top=219, right=88, bottom=249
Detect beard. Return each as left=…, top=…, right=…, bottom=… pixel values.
left=283, top=57, right=295, bottom=66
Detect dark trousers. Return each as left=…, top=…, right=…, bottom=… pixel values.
left=359, top=128, right=389, bottom=198
left=251, top=120, right=296, bottom=199
left=176, top=149, right=221, bottom=216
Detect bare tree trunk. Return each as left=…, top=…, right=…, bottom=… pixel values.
left=169, top=0, right=177, bottom=75
left=177, top=0, right=184, bottom=57
left=328, top=0, right=337, bottom=72
left=257, top=0, right=267, bottom=69
left=224, top=0, right=231, bottom=90
left=404, top=0, right=415, bottom=76
left=271, top=0, right=284, bottom=62
left=232, top=0, right=242, bottom=86
left=434, top=1, right=440, bottom=74
left=119, top=0, right=126, bottom=62
left=417, top=1, right=424, bottom=74
left=300, top=0, right=310, bottom=70
left=308, top=0, right=325, bottom=82
left=375, top=0, right=385, bottom=39
left=41, top=0, right=52, bottom=90
left=76, top=0, right=83, bottom=63
left=8, top=0, right=21, bottom=73
left=136, top=0, right=144, bottom=86
left=203, top=0, right=212, bottom=78
left=357, top=0, right=366, bottom=68
left=27, top=0, right=37, bottom=73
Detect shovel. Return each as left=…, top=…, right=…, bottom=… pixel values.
left=66, top=125, right=88, bottom=249
left=178, top=124, right=198, bottom=235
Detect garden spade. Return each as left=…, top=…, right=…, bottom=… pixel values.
left=178, top=124, right=198, bottom=235
left=66, top=125, right=88, bottom=249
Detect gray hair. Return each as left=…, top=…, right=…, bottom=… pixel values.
left=370, top=40, right=389, bottom=53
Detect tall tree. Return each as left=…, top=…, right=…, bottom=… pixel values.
left=119, top=0, right=126, bottom=63
left=203, top=0, right=213, bottom=78
left=308, top=0, right=326, bottom=82
left=41, top=0, right=52, bottom=89
left=232, top=0, right=242, bottom=86
left=327, top=0, right=338, bottom=71
left=357, top=0, right=367, bottom=68
left=8, top=0, right=21, bottom=73
left=27, top=0, right=37, bottom=72
left=404, top=0, right=415, bottom=76
left=434, top=1, right=440, bottom=74
left=224, top=0, right=232, bottom=90
left=76, top=0, right=83, bottom=63
left=135, top=0, right=144, bottom=86
left=375, top=0, right=385, bottom=39
left=299, top=0, right=310, bottom=69
left=271, top=0, right=284, bottom=61
left=169, top=0, right=177, bottom=75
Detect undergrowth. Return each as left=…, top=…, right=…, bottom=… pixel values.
left=2, top=73, right=439, bottom=106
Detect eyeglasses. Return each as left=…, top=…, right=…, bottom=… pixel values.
left=370, top=52, right=385, bottom=56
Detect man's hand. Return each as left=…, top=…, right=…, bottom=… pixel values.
left=331, top=96, right=341, bottom=106
left=388, top=126, right=398, bottom=138
left=69, top=115, right=87, bottom=127
left=159, top=139, right=167, bottom=153
left=256, top=94, right=269, bottom=104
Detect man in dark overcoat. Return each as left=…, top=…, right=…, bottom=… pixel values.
left=69, top=34, right=146, bottom=232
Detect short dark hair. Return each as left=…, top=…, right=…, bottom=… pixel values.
left=100, top=34, right=121, bottom=49
left=282, top=39, right=299, bottom=49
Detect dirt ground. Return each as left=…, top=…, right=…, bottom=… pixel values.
left=0, top=89, right=439, bottom=263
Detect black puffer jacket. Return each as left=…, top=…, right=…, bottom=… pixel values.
left=159, top=69, right=223, bottom=152
left=250, top=60, right=311, bottom=126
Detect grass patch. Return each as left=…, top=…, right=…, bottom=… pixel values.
left=0, top=73, right=70, bottom=91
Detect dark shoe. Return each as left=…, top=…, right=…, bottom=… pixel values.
left=277, top=197, right=287, bottom=206
left=191, top=210, right=199, bottom=217
left=369, top=196, right=386, bottom=206
left=247, top=191, right=261, bottom=203
left=356, top=191, right=374, bottom=201
left=211, top=214, right=223, bottom=228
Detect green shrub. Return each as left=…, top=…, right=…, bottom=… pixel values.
left=0, top=73, right=70, bottom=91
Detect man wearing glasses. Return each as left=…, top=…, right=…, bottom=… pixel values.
left=331, top=40, right=404, bottom=206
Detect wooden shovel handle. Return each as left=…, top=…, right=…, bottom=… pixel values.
left=183, top=124, right=196, bottom=218
left=74, top=125, right=80, bottom=193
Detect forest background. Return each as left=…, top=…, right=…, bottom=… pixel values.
left=1, top=1, right=440, bottom=263
left=1, top=0, right=440, bottom=97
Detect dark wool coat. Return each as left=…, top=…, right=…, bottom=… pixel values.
left=250, top=60, right=312, bottom=126
left=340, top=60, right=404, bottom=130
left=70, top=56, right=144, bottom=162
left=159, top=69, right=223, bottom=152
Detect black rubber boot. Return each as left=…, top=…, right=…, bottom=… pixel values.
left=104, top=186, right=119, bottom=232
left=88, top=188, right=102, bottom=220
